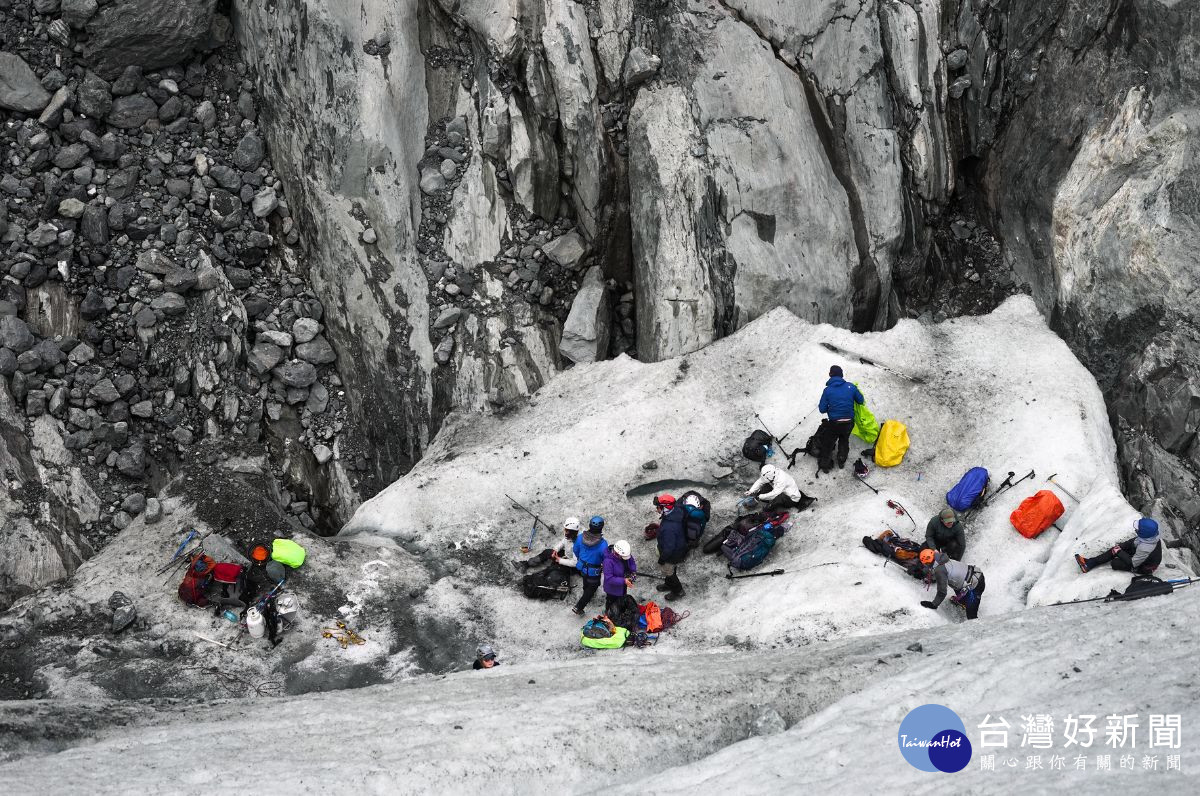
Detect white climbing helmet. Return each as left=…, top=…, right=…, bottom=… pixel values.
left=564, top=517, right=582, bottom=532
left=684, top=494, right=702, bottom=509
left=761, top=464, right=777, bottom=478
left=613, top=540, right=631, bottom=559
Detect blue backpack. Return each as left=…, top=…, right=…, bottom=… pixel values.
left=946, top=467, right=989, bottom=512
left=722, top=522, right=787, bottom=571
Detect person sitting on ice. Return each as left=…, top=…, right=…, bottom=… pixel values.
left=1075, top=517, right=1162, bottom=575
left=924, top=507, right=966, bottom=561
left=744, top=463, right=814, bottom=511
left=513, top=516, right=579, bottom=574
left=472, top=643, right=500, bottom=670
left=602, top=539, right=637, bottom=617
left=918, top=548, right=986, bottom=620
left=572, top=516, right=609, bottom=616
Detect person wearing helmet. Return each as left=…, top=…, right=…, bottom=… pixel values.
left=513, top=516, right=580, bottom=573
left=818, top=365, right=865, bottom=469
left=653, top=494, right=688, bottom=601
left=1075, top=517, right=1162, bottom=575
left=919, top=548, right=986, bottom=620
left=745, top=463, right=813, bottom=511
left=924, top=507, right=966, bottom=561
left=572, top=516, right=609, bottom=615
left=472, top=643, right=500, bottom=670
left=602, top=539, right=638, bottom=617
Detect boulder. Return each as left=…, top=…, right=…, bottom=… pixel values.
left=83, top=1, right=216, bottom=80
left=622, top=47, right=661, bottom=87
left=76, top=71, right=112, bottom=118
left=116, top=445, right=148, bottom=479
left=150, top=292, right=187, bottom=316
left=233, top=132, right=265, bottom=171
left=274, top=360, right=318, bottom=388
left=0, top=316, right=36, bottom=354
left=135, top=250, right=173, bottom=275
left=0, top=53, right=52, bottom=113
left=62, top=0, right=99, bottom=29
left=247, top=342, right=284, bottom=375
left=295, top=336, right=336, bottom=365
left=542, top=231, right=587, bottom=269
left=106, top=95, right=158, bottom=129
left=292, top=318, right=320, bottom=343
left=559, top=267, right=611, bottom=364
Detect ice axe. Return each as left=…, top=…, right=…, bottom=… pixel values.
left=726, top=567, right=785, bottom=580
left=853, top=460, right=879, bottom=494
left=505, top=494, right=556, bottom=552
left=1046, top=474, right=1080, bottom=503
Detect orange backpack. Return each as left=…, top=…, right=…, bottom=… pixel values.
left=1010, top=490, right=1065, bottom=539
left=641, top=601, right=664, bottom=633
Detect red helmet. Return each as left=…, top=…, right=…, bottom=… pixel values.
left=654, top=494, right=676, bottom=510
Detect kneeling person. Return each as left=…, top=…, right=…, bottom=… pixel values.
left=745, top=463, right=813, bottom=511
left=925, top=508, right=966, bottom=561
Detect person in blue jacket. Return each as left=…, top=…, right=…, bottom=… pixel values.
left=572, top=516, right=609, bottom=615
left=818, top=365, right=864, bottom=470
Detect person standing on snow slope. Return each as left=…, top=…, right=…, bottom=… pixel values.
left=918, top=548, right=986, bottom=620
left=602, top=540, right=637, bottom=617
left=653, top=495, right=688, bottom=601
left=744, top=463, right=814, bottom=511
left=818, top=365, right=865, bottom=470
left=572, top=516, right=609, bottom=615
left=1075, top=517, right=1163, bottom=575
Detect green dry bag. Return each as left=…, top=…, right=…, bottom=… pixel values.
left=271, top=538, right=307, bottom=568
left=852, top=386, right=880, bottom=444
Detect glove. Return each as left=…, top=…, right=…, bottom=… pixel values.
left=920, top=600, right=937, bottom=610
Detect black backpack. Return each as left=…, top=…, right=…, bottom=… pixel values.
left=795, top=419, right=835, bottom=471
left=742, top=430, right=772, bottom=463
left=609, top=594, right=640, bottom=631
left=521, top=566, right=572, bottom=600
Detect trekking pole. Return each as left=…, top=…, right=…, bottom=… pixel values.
left=981, top=471, right=1015, bottom=506
left=726, top=568, right=785, bottom=580
left=1046, top=474, right=1080, bottom=503
left=886, top=499, right=917, bottom=529
left=520, top=518, right=538, bottom=554
left=753, top=413, right=780, bottom=440
left=776, top=410, right=815, bottom=445
left=634, top=572, right=667, bottom=581
left=504, top=494, right=557, bottom=532
left=854, top=475, right=880, bottom=495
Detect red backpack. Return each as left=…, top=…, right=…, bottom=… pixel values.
left=1010, top=490, right=1065, bottom=539
left=178, top=555, right=216, bottom=607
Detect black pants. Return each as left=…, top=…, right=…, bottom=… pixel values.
left=763, top=493, right=813, bottom=512
left=526, top=548, right=556, bottom=567
left=832, top=419, right=853, bottom=467
left=575, top=575, right=601, bottom=612
left=962, top=573, right=986, bottom=620
left=1085, top=540, right=1158, bottom=574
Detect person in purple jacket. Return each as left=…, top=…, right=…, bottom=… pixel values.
left=602, top=539, right=637, bottom=617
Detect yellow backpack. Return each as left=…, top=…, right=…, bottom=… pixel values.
left=874, top=420, right=910, bottom=467
left=271, top=538, right=307, bottom=568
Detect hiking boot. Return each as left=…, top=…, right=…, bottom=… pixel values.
left=837, top=458, right=847, bottom=469
left=571, top=606, right=584, bottom=616
left=654, top=582, right=671, bottom=592
left=511, top=560, right=528, bottom=572
left=1075, top=554, right=1089, bottom=574
left=665, top=589, right=685, bottom=602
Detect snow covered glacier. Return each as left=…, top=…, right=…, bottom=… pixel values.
left=3, top=298, right=1195, bottom=793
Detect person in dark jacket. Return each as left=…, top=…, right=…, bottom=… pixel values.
left=472, top=643, right=500, bottom=670
left=918, top=549, right=986, bottom=620
left=572, top=516, right=609, bottom=615
left=602, top=540, right=637, bottom=617
left=818, top=365, right=865, bottom=469
left=1076, top=517, right=1163, bottom=575
left=654, top=495, right=688, bottom=601
left=924, top=508, right=966, bottom=561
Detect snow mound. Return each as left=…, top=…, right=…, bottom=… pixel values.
left=345, top=296, right=1189, bottom=653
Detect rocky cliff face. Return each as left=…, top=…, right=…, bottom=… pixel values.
left=3, top=0, right=1198, bottom=605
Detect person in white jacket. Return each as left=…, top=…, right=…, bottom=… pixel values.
left=744, top=464, right=814, bottom=511
left=513, top=517, right=580, bottom=573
